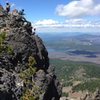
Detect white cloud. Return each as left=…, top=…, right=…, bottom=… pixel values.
left=32, top=18, right=100, bottom=32
left=33, top=19, right=100, bottom=29
left=66, top=19, right=100, bottom=29
left=35, top=19, right=59, bottom=26
left=56, top=0, right=100, bottom=17
left=33, top=19, right=64, bottom=30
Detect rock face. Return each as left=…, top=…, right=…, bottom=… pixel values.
left=94, top=89, right=100, bottom=100
left=81, top=89, right=100, bottom=100
left=0, top=5, right=62, bottom=100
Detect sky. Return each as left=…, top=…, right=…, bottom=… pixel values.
left=1, top=0, right=100, bottom=33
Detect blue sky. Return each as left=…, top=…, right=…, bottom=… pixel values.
left=1, top=0, right=100, bottom=33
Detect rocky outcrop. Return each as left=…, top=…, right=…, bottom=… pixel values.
left=94, top=89, right=100, bottom=100
left=0, top=5, right=62, bottom=100
left=81, top=89, right=100, bottom=100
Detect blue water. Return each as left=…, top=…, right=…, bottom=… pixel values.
left=38, top=32, right=99, bottom=58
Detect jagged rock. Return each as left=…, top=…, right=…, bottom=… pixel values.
left=0, top=4, right=61, bottom=100
left=34, top=67, right=62, bottom=100
left=0, top=5, right=6, bottom=17
left=60, top=97, right=67, bottom=100
left=0, top=68, right=24, bottom=100
left=94, top=89, right=100, bottom=100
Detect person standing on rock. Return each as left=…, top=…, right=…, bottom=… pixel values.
left=6, top=3, right=10, bottom=13
left=19, top=9, right=25, bottom=16
left=33, top=28, right=36, bottom=35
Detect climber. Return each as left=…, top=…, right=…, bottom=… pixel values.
left=12, top=9, right=19, bottom=16
left=23, top=22, right=33, bottom=35
left=19, top=9, right=25, bottom=15
left=33, top=28, right=36, bottom=35
left=6, top=3, right=10, bottom=13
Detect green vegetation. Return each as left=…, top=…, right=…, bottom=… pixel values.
left=72, top=80, right=100, bottom=92
left=21, top=89, right=35, bottom=100
left=20, top=82, right=41, bottom=100
left=0, top=32, right=13, bottom=54
left=0, top=32, right=6, bottom=46
left=19, top=56, right=36, bottom=79
left=28, top=56, right=36, bottom=67
left=62, top=92, right=69, bottom=97
left=50, top=59, right=100, bottom=91
left=7, top=45, right=13, bottom=54
left=20, top=56, right=41, bottom=100
left=0, top=32, right=7, bottom=52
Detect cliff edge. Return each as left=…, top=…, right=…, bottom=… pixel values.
left=0, top=5, right=62, bottom=100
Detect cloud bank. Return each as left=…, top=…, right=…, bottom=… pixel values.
left=56, top=0, right=100, bottom=17
left=32, top=19, right=100, bottom=32
left=35, top=19, right=59, bottom=26
left=33, top=0, right=100, bottom=32
left=33, top=19, right=100, bottom=28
